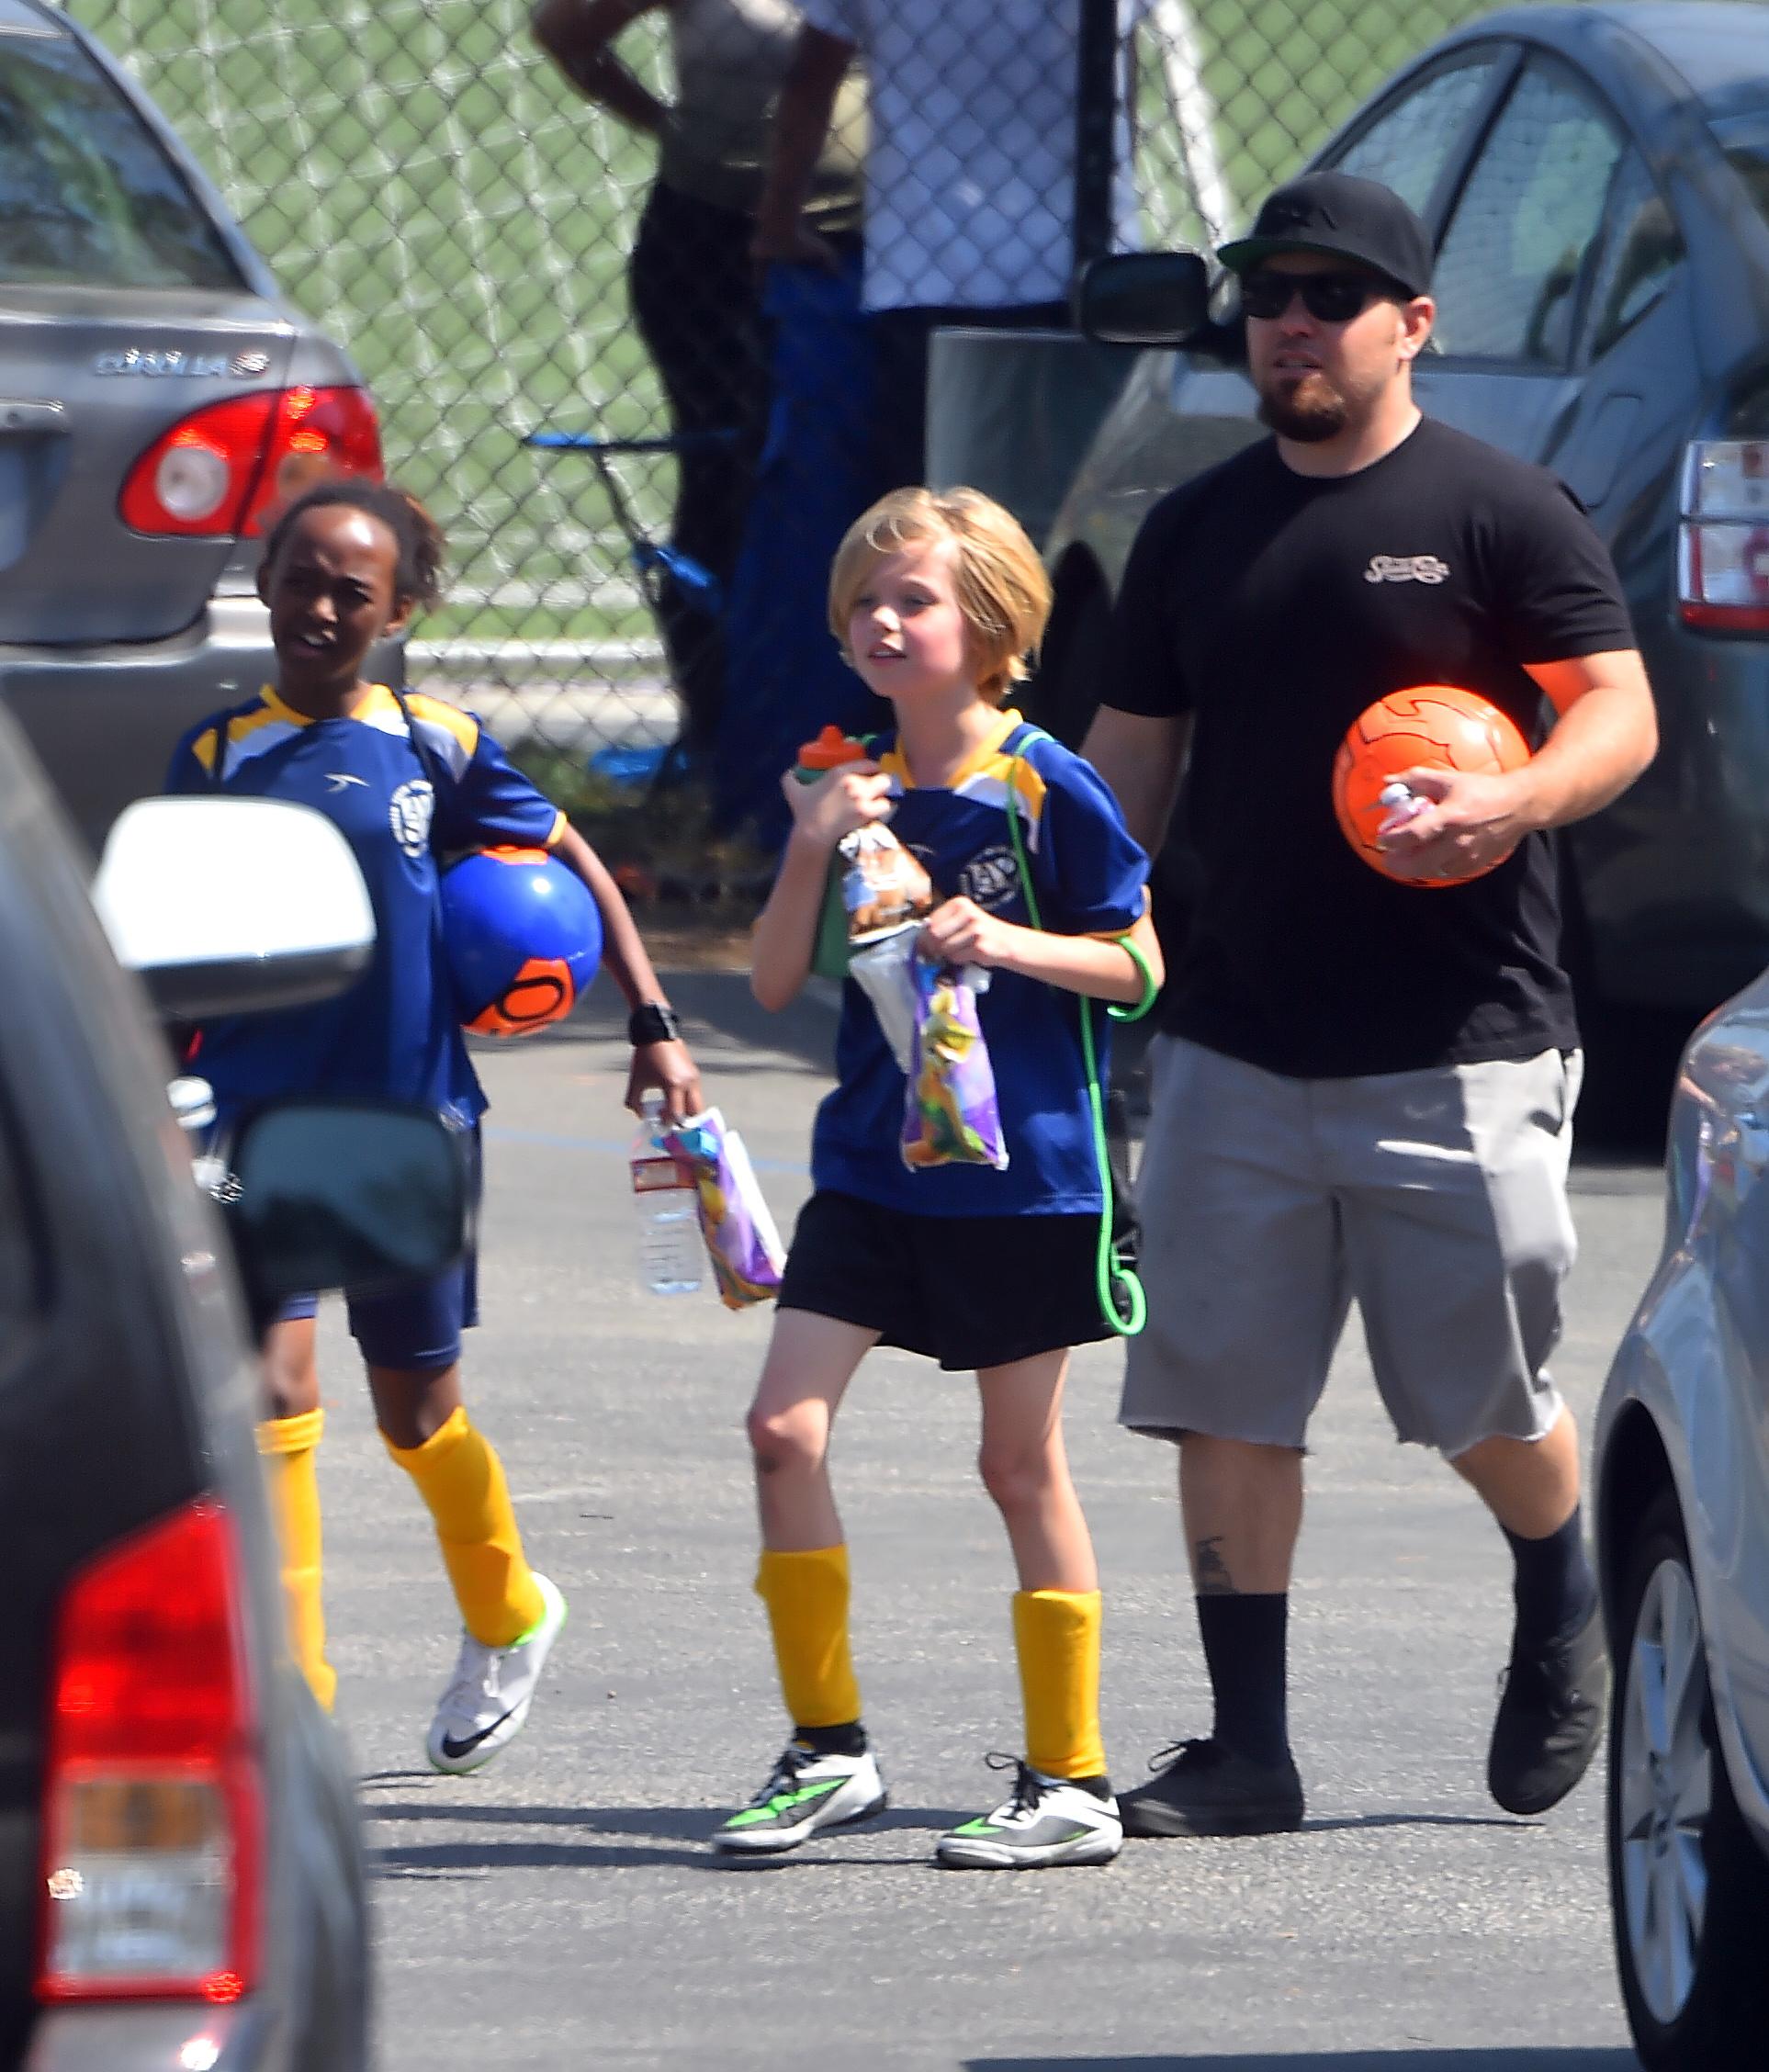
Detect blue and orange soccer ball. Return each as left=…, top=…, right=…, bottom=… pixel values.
left=440, top=847, right=603, bottom=1036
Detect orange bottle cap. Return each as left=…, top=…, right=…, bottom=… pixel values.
left=796, top=725, right=869, bottom=770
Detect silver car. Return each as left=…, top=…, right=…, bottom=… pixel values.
left=1594, top=984, right=1769, bottom=2066
left=0, top=711, right=468, bottom=2070
left=0, top=0, right=391, bottom=853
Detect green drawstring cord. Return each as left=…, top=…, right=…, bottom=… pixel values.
left=1003, top=738, right=1149, bottom=1337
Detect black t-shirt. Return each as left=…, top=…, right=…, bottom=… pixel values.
left=1105, top=416, right=1636, bottom=1077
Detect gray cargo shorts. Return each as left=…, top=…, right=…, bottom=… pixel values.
left=1119, top=1036, right=1582, bottom=1457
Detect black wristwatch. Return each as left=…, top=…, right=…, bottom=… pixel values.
left=628, top=1001, right=682, bottom=1046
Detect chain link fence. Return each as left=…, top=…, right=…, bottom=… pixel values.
left=70, top=0, right=1518, bottom=856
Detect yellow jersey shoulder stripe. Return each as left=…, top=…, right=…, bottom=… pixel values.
left=400, top=691, right=479, bottom=757
left=189, top=693, right=302, bottom=773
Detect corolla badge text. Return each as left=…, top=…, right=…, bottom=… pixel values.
left=93, top=347, right=273, bottom=378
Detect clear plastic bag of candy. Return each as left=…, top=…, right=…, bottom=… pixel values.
left=659, top=1108, right=786, bottom=1309
left=900, top=960, right=1008, bottom=1171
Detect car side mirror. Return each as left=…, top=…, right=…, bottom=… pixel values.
left=1073, top=252, right=1211, bottom=347
left=222, top=1098, right=470, bottom=1307
left=94, top=796, right=375, bottom=1020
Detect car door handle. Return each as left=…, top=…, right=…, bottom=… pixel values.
left=0, top=400, right=66, bottom=434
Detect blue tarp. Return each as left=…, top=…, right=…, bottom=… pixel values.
left=714, top=253, right=890, bottom=842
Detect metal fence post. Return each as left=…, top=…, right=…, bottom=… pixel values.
left=1074, top=0, right=1120, bottom=279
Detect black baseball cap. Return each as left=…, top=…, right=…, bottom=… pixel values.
left=1217, top=171, right=1434, bottom=298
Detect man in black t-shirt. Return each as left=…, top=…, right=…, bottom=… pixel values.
left=1082, top=173, right=1658, bottom=1841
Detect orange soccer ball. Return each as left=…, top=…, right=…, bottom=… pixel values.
left=1332, top=685, right=1530, bottom=887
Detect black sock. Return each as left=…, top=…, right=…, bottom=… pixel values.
left=1504, top=1506, right=1597, bottom=1651
left=794, top=1720, right=867, bottom=1757
left=1065, top=1773, right=1112, bottom=1800
left=1196, top=1593, right=1290, bottom=1767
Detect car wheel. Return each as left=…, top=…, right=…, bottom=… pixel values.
left=1607, top=1489, right=1769, bottom=2067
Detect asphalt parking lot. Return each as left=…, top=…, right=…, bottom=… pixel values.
left=310, top=968, right=1659, bottom=2071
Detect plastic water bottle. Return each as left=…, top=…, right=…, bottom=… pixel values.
left=631, top=1095, right=703, bottom=1296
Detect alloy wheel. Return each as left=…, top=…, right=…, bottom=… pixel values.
left=1617, top=1554, right=1714, bottom=2026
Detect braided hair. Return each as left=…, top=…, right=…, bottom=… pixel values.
left=260, top=479, right=446, bottom=612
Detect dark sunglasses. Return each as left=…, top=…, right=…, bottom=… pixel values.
left=1238, top=269, right=1393, bottom=323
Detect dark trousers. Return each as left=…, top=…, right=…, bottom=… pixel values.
left=627, top=182, right=774, bottom=755
left=869, top=300, right=1069, bottom=491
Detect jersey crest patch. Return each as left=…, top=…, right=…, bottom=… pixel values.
left=957, top=844, right=1020, bottom=911
left=389, top=778, right=434, bottom=858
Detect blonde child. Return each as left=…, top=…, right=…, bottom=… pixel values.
left=714, top=487, right=1161, bottom=1867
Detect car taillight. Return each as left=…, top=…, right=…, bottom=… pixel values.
left=119, top=386, right=383, bottom=539
left=36, top=1499, right=262, bottom=2005
left=1679, top=440, right=1769, bottom=631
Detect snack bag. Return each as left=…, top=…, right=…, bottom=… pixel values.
left=661, top=1108, right=787, bottom=1310
left=848, top=922, right=919, bottom=1071
left=900, top=960, right=1008, bottom=1171
left=839, top=822, right=934, bottom=945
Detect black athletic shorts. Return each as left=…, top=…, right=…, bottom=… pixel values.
left=777, top=1188, right=1110, bottom=1372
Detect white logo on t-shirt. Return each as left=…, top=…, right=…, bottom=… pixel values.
left=389, top=778, right=434, bottom=858
left=1365, top=554, right=1450, bottom=585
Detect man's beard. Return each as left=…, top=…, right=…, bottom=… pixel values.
left=1256, top=367, right=1351, bottom=443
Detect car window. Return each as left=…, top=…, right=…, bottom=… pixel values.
left=1710, top=107, right=1769, bottom=229
left=1582, top=150, right=1684, bottom=361
left=0, top=35, right=242, bottom=289
left=1433, top=60, right=1624, bottom=365
left=1328, top=55, right=1499, bottom=215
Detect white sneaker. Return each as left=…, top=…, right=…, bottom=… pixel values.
left=425, top=1572, right=567, bottom=1775
left=710, top=1741, right=888, bottom=1855
left=936, top=1755, right=1122, bottom=1869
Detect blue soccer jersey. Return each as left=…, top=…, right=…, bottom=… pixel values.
left=812, top=712, right=1149, bottom=1216
left=165, top=683, right=565, bottom=1125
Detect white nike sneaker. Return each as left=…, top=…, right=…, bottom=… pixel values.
left=936, top=1754, right=1122, bottom=1869
left=710, top=1740, right=888, bottom=1855
left=425, top=1572, right=567, bottom=1775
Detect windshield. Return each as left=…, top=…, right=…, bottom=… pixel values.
left=0, top=33, right=242, bottom=289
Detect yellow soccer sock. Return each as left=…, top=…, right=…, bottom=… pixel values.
left=384, top=1406, right=545, bottom=1649
left=1013, top=1588, right=1107, bottom=1780
left=754, top=1545, right=862, bottom=1729
left=256, top=1410, right=336, bottom=1711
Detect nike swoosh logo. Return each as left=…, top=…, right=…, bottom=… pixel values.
left=438, top=1708, right=518, bottom=1760
left=726, top=1778, right=844, bottom=1828
left=326, top=773, right=368, bottom=791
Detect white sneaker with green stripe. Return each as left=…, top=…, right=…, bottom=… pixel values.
left=936, top=1755, right=1122, bottom=1869
left=711, top=1741, right=887, bottom=1855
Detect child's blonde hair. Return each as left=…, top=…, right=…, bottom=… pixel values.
left=828, top=487, right=1053, bottom=705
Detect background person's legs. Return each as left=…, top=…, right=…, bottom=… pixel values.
left=629, top=181, right=772, bottom=758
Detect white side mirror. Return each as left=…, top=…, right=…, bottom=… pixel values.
left=95, top=796, right=376, bottom=1019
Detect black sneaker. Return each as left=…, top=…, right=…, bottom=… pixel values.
left=1488, top=1600, right=1607, bottom=1816
left=1117, top=1738, right=1304, bottom=1838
